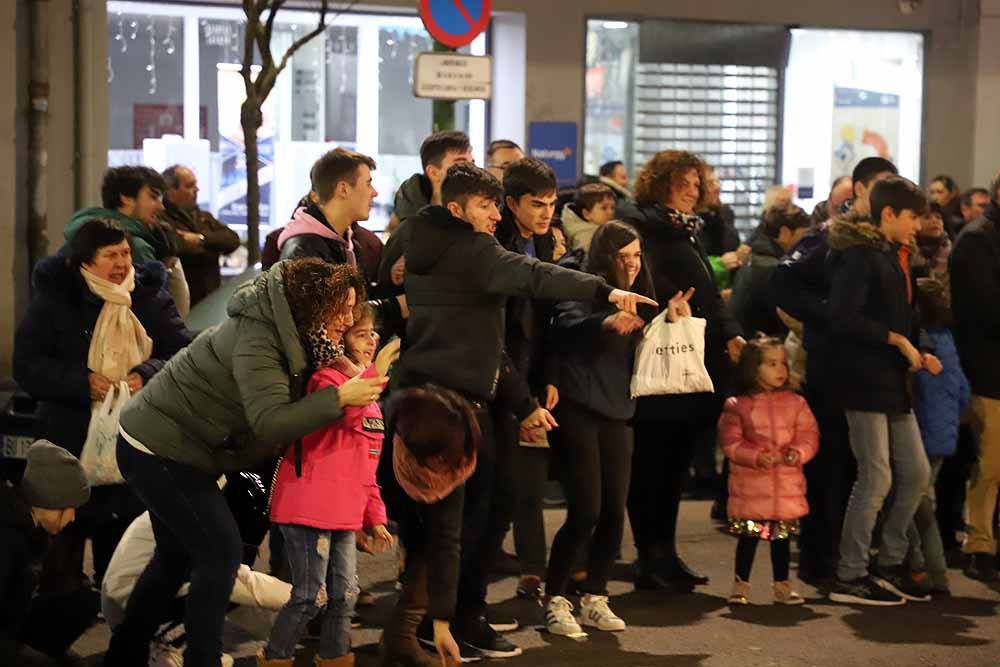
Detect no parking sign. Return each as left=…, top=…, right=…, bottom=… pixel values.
left=419, top=0, right=492, bottom=48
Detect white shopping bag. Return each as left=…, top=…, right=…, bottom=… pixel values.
left=80, top=381, right=131, bottom=486
left=630, top=314, right=715, bottom=397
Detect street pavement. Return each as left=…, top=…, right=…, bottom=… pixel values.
left=72, top=500, right=1000, bottom=666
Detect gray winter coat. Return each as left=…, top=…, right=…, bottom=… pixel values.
left=119, top=261, right=345, bottom=473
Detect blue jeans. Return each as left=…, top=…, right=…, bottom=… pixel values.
left=105, top=438, right=242, bottom=667
left=907, top=459, right=946, bottom=575
left=838, top=411, right=931, bottom=581
left=264, top=525, right=358, bottom=660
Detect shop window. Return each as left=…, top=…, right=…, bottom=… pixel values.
left=106, top=0, right=487, bottom=269
left=781, top=29, right=924, bottom=208
left=583, top=20, right=639, bottom=176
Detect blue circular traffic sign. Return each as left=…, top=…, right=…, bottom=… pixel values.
left=419, top=0, right=492, bottom=49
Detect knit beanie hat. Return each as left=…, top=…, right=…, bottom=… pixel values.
left=20, top=440, right=91, bottom=509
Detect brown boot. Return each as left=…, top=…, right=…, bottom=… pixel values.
left=315, top=653, right=356, bottom=666
left=256, top=647, right=295, bottom=666
left=379, top=555, right=438, bottom=667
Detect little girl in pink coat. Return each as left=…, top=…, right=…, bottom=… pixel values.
left=719, top=336, right=819, bottom=605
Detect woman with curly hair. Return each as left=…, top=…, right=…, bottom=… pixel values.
left=619, top=150, right=746, bottom=591
left=104, top=258, right=390, bottom=667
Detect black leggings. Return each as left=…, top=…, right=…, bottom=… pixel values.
left=735, top=536, right=790, bottom=582
left=628, top=418, right=710, bottom=553
left=546, top=401, right=632, bottom=597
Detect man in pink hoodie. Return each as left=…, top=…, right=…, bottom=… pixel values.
left=278, top=148, right=378, bottom=273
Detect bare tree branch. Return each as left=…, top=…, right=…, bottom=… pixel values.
left=264, top=0, right=287, bottom=52
left=270, top=0, right=330, bottom=82
left=241, top=2, right=259, bottom=95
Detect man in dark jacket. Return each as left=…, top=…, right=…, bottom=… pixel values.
left=392, top=163, right=654, bottom=660
left=827, top=177, right=938, bottom=606
left=730, top=204, right=810, bottom=336
left=950, top=172, right=1000, bottom=581
left=161, top=165, right=241, bottom=307
left=378, top=131, right=474, bottom=289
left=0, top=440, right=94, bottom=666
left=770, top=156, right=898, bottom=582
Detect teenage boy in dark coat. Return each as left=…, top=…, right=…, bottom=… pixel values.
left=493, top=158, right=562, bottom=602
left=770, top=157, right=898, bottom=582
left=827, top=176, right=940, bottom=606
left=0, top=440, right=94, bottom=666
left=387, top=163, right=655, bottom=662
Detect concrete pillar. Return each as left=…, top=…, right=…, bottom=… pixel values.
left=973, top=0, right=1000, bottom=186
left=0, top=0, right=30, bottom=380
left=77, top=0, right=109, bottom=209
left=46, top=0, right=78, bottom=253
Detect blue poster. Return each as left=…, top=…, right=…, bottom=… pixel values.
left=528, top=122, right=578, bottom=187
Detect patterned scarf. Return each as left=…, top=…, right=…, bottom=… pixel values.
left=660, top=205, right=703, bottom=235
left=305, top=325, right=344, bottom=368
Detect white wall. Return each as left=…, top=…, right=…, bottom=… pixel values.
left=973, top=0, right=1000, bottom=187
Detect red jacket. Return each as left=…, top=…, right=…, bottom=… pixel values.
left=718, top=391, right=819, bottom=521
left=269, top=366, right=388, bottom=530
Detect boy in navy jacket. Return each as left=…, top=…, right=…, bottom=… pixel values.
left=827, top=177, right=941, bottom=606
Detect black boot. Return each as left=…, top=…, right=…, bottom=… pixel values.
left=633, top=548, right=695, bottom=592
left=965, top=553, right=999, bottom=582
left=661, top=553, right=709, bottom=586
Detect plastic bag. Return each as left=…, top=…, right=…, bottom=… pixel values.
left=630, top=315, right=715, bottom=397
left=80, top=381, right=131, bottom=486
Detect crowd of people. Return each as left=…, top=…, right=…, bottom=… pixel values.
left=1, top=127, right=999, bottom=667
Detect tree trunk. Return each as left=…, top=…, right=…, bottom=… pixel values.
left=241, top=100, right=263, bottom=266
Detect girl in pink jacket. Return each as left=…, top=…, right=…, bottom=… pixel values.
left=262, top=304, right=399, bottom=667
left=719, top=336, right=819, bottom=606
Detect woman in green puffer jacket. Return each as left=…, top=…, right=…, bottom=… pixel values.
left=103, top=259, right=390, bottom=667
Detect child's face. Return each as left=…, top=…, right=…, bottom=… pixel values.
left=344, top=318, right=379, bottom=366
left=758, top=346, right=788, bottom=392
left=880, top=208, right=922, bottom=246
left=582, top=196, right=616, bottom=225
left=919, top=212, right=945, bottom=239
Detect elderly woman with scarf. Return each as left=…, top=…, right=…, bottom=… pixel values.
left=13, top=218, right=193, bottom=593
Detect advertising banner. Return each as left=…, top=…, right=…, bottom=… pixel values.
left=528, top=121, right=578, bottom=187
left=831, top=86, right=900, bottom=180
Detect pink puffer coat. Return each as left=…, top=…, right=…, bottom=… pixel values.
left=718, top=391, right=819, bottom=521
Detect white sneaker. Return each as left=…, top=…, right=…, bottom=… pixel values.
left=148, top=641, right=234, bottom=667
left=545, top=595, right=583, bottom=636
left=579, top=594, right=626, bottom=632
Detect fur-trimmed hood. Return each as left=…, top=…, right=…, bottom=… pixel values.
left=827, top=210, right=890, bottom=252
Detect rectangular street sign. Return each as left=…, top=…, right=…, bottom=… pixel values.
left=413, top=52, right=493, bottom=100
